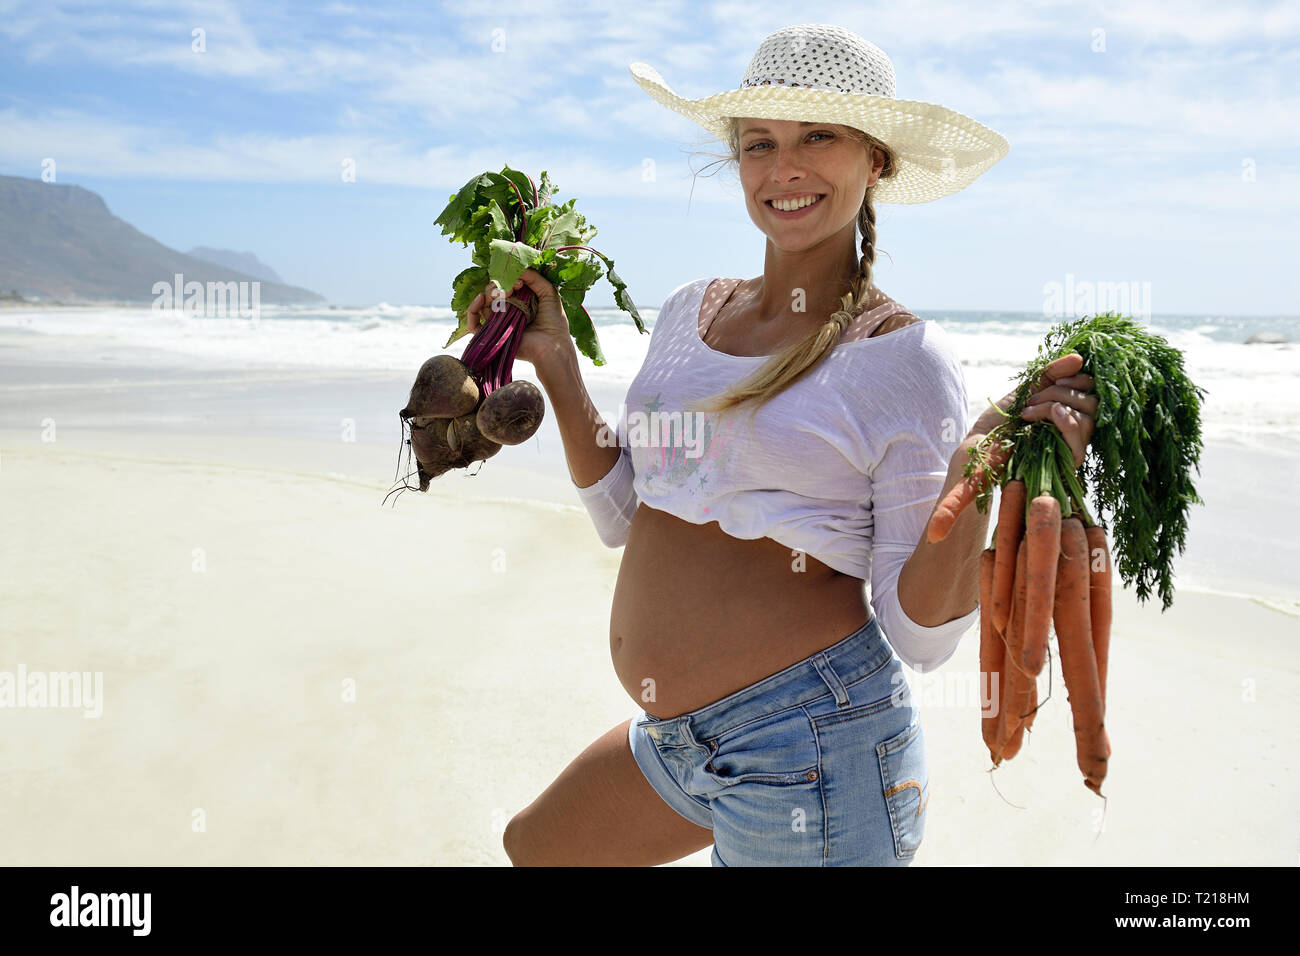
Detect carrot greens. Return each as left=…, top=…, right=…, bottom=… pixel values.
left=962, top=312, right=1208, bottom=610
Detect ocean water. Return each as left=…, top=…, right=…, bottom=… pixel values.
left=4, top=301, right=1297, bottom=455
left=4, top=302, right=1298, bottom=608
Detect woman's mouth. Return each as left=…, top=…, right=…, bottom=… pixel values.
left=765, top=194, right=825, bottom=218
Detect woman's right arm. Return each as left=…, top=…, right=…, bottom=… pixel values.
left=534, top=340, right=638, bottom=548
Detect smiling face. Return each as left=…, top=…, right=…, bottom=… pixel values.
left=735, top=118, right=885, bottom=251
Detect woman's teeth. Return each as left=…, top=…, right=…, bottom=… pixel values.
left=768, top=195, right=823, bottom=211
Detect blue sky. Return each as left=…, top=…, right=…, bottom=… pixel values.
left=2, top=0, right=1297, bottom=313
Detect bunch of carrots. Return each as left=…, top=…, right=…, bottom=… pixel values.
left=931, top=454, right=1112, bottom=795
left=926, top=312, right=1207, bottom=798
left=977, top=483, right=1111, bottom=794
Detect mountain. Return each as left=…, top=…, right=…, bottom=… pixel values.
left=0, top=175, right=324, bottom=304
left=186, top=247, right=284, bottom=283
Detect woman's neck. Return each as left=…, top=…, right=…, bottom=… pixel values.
left=756, top=242, right=874, bottom=323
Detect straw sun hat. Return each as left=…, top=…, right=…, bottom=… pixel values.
left=629, top=23, right=1010, bottom=204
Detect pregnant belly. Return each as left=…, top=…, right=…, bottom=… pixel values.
left=610, top=504, right=873, bottom=719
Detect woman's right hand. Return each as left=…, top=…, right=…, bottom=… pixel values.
left=466, top=268, right=574, bottom=368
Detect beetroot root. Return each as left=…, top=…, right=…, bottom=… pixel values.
left=447, top=412, right=501, bottom=465
left=406, top=411, right=502, bottom=491
left=408, top=417, right=458, bottom=490
left=477, top=379, right=544, bottom=445
left=401, top=354, right=480, bottom=425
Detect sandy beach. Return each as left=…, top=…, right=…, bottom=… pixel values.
left=2, top=339, right=1298, bottom=866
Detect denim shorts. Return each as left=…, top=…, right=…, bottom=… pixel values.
left=628, top=613, right=928, bottom=866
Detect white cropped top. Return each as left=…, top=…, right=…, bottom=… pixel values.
left=573, top=276, right=980, bottom=671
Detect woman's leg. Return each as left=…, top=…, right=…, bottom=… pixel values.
left=503, top=718, right=715, bottom=866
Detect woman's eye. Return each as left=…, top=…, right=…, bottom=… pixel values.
left=744, top=132, right=833, bottom=152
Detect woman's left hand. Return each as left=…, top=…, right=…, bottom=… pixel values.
left=968, top=353, right=1098, bottom=469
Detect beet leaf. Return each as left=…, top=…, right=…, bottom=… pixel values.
left=436, top=164, right=644, bottom=380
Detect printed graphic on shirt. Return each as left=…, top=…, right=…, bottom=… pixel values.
left=628, top=392, right=744, bottom=515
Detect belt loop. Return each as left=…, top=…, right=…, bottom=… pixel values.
left=682, top=716, right=712, bottom=753
left=812, top=653, right=850, bottom=708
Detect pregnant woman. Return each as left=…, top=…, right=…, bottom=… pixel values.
left=474, top=24, right=1097, bottom=866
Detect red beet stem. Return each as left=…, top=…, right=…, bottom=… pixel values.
left=460, top=286, right=537, bottom=397
left=463, top=305, right=515, bottom=367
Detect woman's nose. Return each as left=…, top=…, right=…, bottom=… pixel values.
left=770, top=152, right=808, bottom=182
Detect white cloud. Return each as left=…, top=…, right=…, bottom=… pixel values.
left=1, top=0, right=1295, bottom=228
left=1101, top=0, right=1300, bottom=45
left=0, top=105, right=728, bottom=204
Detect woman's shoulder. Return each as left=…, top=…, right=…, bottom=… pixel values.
left=646, top=278, right=714, bottom=340
left=870, top=308, right=924, bottom=336
left=849, top=291, right=948, bottom=352
left=875, top=307, right=961, bottom=369
left=651, top=277, right=716, bottom=325
left=894, top=316, right=968, bottom=406
left=661, top=276, right=715, bottom=308
left=840, top=307, right=966, bottom=397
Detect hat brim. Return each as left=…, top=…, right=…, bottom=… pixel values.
left=629, top=61, right=1009, bottom=205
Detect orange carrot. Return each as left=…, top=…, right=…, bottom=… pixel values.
left=993, top=620, right=1018, bottom=761
left=925, top=443, right=1011, bottom=543
left=1020, top=494, right=1061, bottom=677
left=991, top=479, right=1026, bottom=633
left=1055, top=517, right=1108, bottom=794
left=979, top=547, right=1003, bottom=762
left=1003, top=664, right=1035, bottom=762
left=1004, top=675, right=1038, bottom=759
left=1084, top=523, right=1112, bottom=704
left=995, top=538, right=1030, bottom=761
left=1003, top=536, right=1029, bottom=677
left=1002, top=711, right=1026, bottom=761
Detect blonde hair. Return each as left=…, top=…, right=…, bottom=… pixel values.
left=683, top=118, right=899, bottom=421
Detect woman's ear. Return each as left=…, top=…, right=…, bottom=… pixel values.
left=866, top=145, right=887, bottom=188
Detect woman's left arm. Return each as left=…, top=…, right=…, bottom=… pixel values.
left=897, top=353, right=1099, bottom=627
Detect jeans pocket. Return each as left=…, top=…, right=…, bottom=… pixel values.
left=876, top=720, right=929, bottom=861
left=702, top=708, right=821, bottom=787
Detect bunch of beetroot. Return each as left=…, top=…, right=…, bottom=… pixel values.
left=393, top=163, right=644, bottom=494
left=399, top=354, right=544, bottom=489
